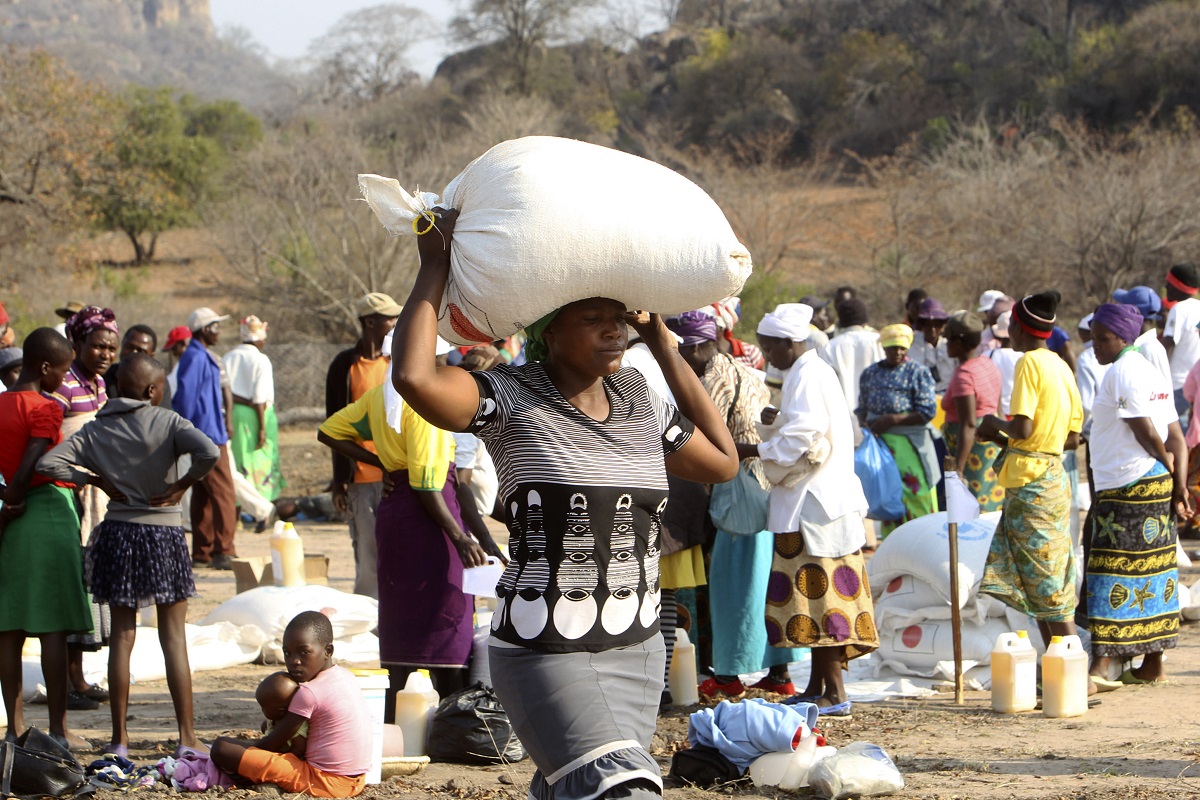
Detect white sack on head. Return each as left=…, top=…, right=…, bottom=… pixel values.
left=359, top=136, right=753, bottom=345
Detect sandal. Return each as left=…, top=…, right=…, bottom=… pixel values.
left=99, top=743, right=129, bottom=759
left=1118, top=668, right=1167, bottom=685
left=817, top=700, right=853, bottom=719
left=1090, top=676, right=1123, bottom=693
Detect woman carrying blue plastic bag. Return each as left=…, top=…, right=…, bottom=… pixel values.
left=853, top=432, right=905, bottom=521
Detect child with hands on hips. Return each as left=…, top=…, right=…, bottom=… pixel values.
left=37, top=353, right=220, bottom=759
left=211, top=611, right=373, bottom=798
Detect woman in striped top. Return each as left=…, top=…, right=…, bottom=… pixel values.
left=392, top=209, right=738, bottom=800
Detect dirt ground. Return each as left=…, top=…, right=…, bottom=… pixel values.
left=13, top=425, right=1200, bottom=799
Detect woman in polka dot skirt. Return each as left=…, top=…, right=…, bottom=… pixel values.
left=737, top=303, right=878, bottom=719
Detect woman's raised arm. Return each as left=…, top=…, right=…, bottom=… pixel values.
left=390, top=209, right=483, bottom=432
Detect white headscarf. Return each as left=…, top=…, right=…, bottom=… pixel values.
left=757, top=303, right=813, bottom=342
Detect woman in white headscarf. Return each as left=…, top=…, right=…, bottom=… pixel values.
left=737, top=303, right=877, bottom=718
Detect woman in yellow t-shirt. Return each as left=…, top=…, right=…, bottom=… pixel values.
left=318, top=374, right=501, bottom=718
left=977, top=292, right=1083, bottom=651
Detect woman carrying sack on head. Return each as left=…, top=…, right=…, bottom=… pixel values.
left=739, top=304, right=876, bottom=719
left=389, top=209, right=738, bottom=800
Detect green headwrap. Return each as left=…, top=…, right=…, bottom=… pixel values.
left=522, top=308, right=561, bottom=362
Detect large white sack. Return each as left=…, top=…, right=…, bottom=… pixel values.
left=867, top=511, right=1000, bottom=607
left=359, top=136, right=753, bottom=345
left=873, top=581, right=991, bottom=630
left=201, top=585, right=378, bottom=645
left=876, top=616, right=1011, bottom=671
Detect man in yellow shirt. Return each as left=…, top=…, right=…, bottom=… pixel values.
left=977, top=291, right=1084, bottom=651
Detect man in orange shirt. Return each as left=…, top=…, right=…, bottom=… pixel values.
left=324, top=293, right=401, bottom=598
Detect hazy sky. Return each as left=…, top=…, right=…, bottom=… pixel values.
left=209, top=0, right=456, bottom=77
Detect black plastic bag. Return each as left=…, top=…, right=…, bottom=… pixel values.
left=667, top=745, right=743, bottom=788
left=0, top=726, right=93, bottom=799
left=427, top=683, right=527, bottom=765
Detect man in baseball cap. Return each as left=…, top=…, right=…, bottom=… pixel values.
left=187, top=307, right=231, bottom=332
left=174, top=307, right=238, bottom=569
left=323, top=291, right=404, bottom=598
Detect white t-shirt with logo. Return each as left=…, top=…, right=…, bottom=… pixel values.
left=1089, top=350, right=1178, bottom=491
left=1165, top=296, right=1200, bottom=389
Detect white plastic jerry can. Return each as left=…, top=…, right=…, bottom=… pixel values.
left=1041, top=634, right=1088, bottom=718
left=990, top=630, right=1037, bottom=713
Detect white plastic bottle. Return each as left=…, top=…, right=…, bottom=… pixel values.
left=394, top=672, right=440, bottom=756
left=270, top=521, right=306, bottom=587
left=990, top=630, right=1037, bottom=713
left=1042, top=634, right=1088, bottom=718
left=668, top=628, right=699, bottom=706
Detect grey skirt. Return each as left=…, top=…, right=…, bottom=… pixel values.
left=489, top=635, right=666, bottom=800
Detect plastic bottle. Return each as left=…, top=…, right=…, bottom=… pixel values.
left=394, top=672, right=440, bottom=756
left=270, top=521, right=306, bottom=587
left=352, top=668, right=390, bottom=784
left=668, top=628, right=699, bottom=706
left=1041, top=634, right=1088, bottom=718
left=990, top=630, right=1037, bottom=713
left=749, top=736, right=836, bottom=789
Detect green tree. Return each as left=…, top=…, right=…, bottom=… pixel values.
left=83, top=88, right=261, bottom=264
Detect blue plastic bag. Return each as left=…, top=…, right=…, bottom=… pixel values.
left=853, top=432, right=905, bottom=521
left=709, top=465, right=770, bottom=535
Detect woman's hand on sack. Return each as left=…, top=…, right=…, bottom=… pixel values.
left=416, top=207, right=459, bottom=272
left=626, top=310, right=677, bottom=354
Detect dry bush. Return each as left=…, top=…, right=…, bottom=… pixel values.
left=856, top=118, right=1200, bottom=321
left=213, top=117, right=417, bottom=342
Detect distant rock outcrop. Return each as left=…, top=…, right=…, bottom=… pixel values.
left=0, top=0, right=293, bottom=112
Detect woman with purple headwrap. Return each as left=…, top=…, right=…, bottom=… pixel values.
left=1084, top=303, right=1190, bottom=689
left=666, top=310, right=804, bottom=701
left=50, top=305, right=120, bottom=713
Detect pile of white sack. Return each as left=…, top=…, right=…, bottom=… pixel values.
left=201, top=584, right=380, bottom=664
left=359, top=136, right=753, bottom=345
left=866, top=512, right=1060, bottom=681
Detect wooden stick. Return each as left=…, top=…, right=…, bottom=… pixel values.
left=944, top=454, right=965, bottom=705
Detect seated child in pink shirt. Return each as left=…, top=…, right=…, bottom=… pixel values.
left=211, top=612, right=372, bottom=798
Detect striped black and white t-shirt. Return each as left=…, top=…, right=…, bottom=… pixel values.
left=468, top=363, right=693, bottom=653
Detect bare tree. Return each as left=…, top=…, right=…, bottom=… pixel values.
left=452, top=0, right=598, bottom=94
left=307, top=4, right=432, bottom=103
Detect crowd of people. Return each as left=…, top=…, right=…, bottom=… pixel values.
left=0, top=250, right=1196, bottom=797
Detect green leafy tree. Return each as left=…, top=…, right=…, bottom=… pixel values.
left=83, top=87, right=261, bottom=264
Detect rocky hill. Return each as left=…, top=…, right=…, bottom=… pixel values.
left=0, top=0, right=294, bottom=112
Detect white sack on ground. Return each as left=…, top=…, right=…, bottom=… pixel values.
left=359, top=136, right=753, bottom=345
left=22, top=622, right=264, bottom=702
left=867, top=512, right=1000, bottom=607
left=201, top=585, right=378, bottom=644
left=876, top=616, right=1011, bottom=673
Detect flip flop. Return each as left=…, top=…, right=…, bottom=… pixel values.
left=781, top=693, right=824, bottom=706
left=174, top=744, right=210, bottom=759
left=817, top=700, right=853, bottom=719
left=99, top=742, right=129, bottom=759
left=1090, top=676, right=1123, bottom=693
left=1118, top=668, right=1166, bottom=685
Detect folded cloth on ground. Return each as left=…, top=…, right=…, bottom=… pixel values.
left=688, top=698, right=817, bottom=770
